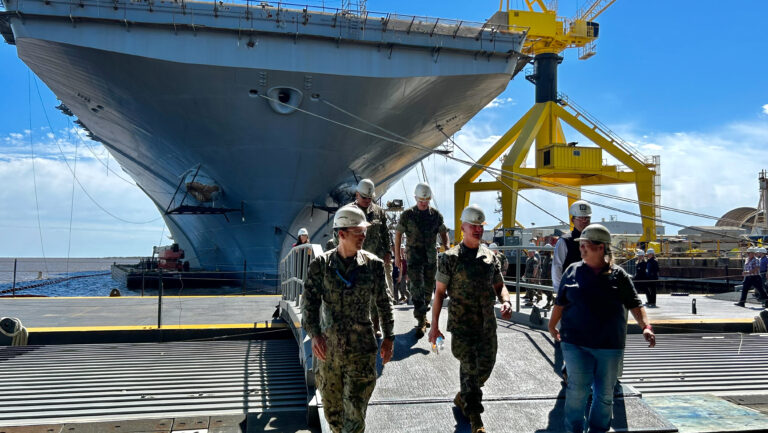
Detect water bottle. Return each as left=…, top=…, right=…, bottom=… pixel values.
left=432, top=336, right=444, bottom=354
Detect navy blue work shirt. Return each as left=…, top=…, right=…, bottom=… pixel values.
left=555, top=261, right=643, bottom=349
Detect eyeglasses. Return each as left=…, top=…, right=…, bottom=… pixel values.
left=344, top=228, right=367, bottom=236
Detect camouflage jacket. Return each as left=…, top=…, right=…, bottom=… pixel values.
left=301, top=249, right=394, bottom=353
left=436, top=243, right=503, bottom=334
left=342, top=202, right=391, bottom=259
left=396, top=206, right=447, bottom=263
left=496, top=252, right=509, bottom=275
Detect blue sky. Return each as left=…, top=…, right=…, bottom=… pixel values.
left=0, top=0, right=767, bottom=257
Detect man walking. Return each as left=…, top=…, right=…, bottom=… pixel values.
left=394, top=182, right=448, bottom=338
left=735, top=247, right=768, bottom=308
left=301, top=206, right=395, bottom=433
left=429, top=204, right=513, bottom=433
left=341, top=178, right=393, bottom=337
left=552, top=200, right=592, bottom=291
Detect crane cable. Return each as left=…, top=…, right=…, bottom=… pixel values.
left=262, top=93, right=749, bottom=242
left=27, top=70, right=50, bottom=278
left=440, top=129, right=566, bottom=224
left=32, top=76, right=161, bottom=225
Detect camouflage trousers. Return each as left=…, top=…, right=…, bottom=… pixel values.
left=369, top=261, right=394, bottom=330
left=317, top=349, right=378, bottom=433
left=452, top=330, right=498, bottom=416
left=407, top=257, right=436, bottom=320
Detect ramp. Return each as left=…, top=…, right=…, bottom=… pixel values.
left=316, top=306, right=677, bottom=432
left=0, top=340, right=308, bottom=428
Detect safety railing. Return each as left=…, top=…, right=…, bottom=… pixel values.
left=279, top=243, right=324, bottom=304
left=14, top=0, right=527, bottom=43
left=495, top=244, right=557, bottom=313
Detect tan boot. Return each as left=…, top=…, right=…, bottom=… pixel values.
left=469, top=414, right=485, bottom=433
left=454, top=392, right=465, bottom=417
left=414, top=317, right=426, bottom=338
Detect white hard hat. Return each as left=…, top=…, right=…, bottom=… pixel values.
left=569, top=200, right=593, bottom=217
left=747, top=247, right=757, bottom=253
left=333, top=205, right=371, bottom=229
left=297, top=227, right=309, bottom=237
left=356, top=178, right=375, bottom=199
left=575, top=223, right=611, bottom=244
left=646, top=248, right=655, bottom=255
left=543, top=244, right=554, bottom=251
left=414, top=182, right=432, bottom=200
left=759, top=247, right=767, bottom=254
left=636, top=250, right=645, bottom=257
left=460, top=204, right=486, bottom=225
left=489, top=243, right=499, bottom=250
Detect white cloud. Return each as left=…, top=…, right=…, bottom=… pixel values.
left=484, top=97, right=516, bottom=110
left=383, top=117, right=768, bottom=236
left=763, top=104, right=768, bottom=115
left=0, top=130, right=165, bottom=257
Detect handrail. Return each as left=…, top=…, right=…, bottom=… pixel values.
left=557, top=92, right=654, bottom=166
left=279, top=243, right=325, bottom=304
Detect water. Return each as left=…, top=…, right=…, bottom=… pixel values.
left=0, top=258, right=277, bottom=297
left=0, top=257, right=137, bottom=297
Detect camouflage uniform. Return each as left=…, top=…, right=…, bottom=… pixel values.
left=437, top=243, right=504, bottom=416
left=496, top=252, right=509, bottom=276
left=396, top=205, right=447, bottom=322
left=342, top=202, right=393, bottom=328
left=301, top=249, right=394, bottom=433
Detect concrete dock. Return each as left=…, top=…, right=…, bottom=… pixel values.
left=4, top=293, right=768, bottom=432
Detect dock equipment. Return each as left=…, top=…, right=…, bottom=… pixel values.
left=455, top=0, right=660, bottom=243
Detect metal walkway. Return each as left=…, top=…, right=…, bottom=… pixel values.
left=622, top=333, right=768, bottom=396
left=308, top=306, right=678, bottom=433
left=0, top=340, right=308, bottom=427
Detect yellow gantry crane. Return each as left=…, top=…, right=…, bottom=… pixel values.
left=454, top=0, right=659, bottom=243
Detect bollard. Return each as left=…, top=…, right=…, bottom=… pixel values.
left=692, top=298, right=697, bottom=315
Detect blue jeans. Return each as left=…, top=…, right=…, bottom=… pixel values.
left=561, top=342, right=624, bottom=433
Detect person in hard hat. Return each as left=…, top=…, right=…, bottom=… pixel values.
left=633, top=250, right=648, bottom=303
left=548, top=224, right=655, bottom=433
left=301, top=206, right=394, bottom=433
left=489, top=243, right=509, bottom=275
left=394, top=182, right=449, bottom=338
left=395, top=246, right=411, bottom=304
left=551, top=200, right=593, bottom=292
left=292, top=227, right=310, bottom=247
left=644, top=248, right=659, bottom=308
left=523, top=248, right=540, bottom=307
left=429, top=204, right=513, bottom=433
left=539, top=244, right=555, bottom=309
left=735, top=247, right=768, bottom=308
left=758, top=247, right=768, bottom=292
left=339, top=178, right=393, bottom=338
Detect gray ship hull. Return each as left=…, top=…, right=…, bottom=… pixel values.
left=1, top=0, right=526, bottom=285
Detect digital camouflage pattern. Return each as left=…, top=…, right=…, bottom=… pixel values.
left=437, top=243, right=504, bottom=416
left=396, top=206, right=447, bottom=319
left=316, top=351, right=377, bottom=433
left=345, top=202, right=391, bottom=259
left=437, top=243, right=503, bottom=333
left=452, top=331, right=497, bottom=416
left=301, top=249, right=394, bottom=433
left=496, top=252, right=509, bottom=276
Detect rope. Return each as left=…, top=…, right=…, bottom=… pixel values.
left=0, top=317, right=29, bottom=346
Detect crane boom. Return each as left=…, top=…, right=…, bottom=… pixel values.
left=576, top=0, right=616, bottom=22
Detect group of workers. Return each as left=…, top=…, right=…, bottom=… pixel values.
left=298, top=179, right=656, bottom=433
